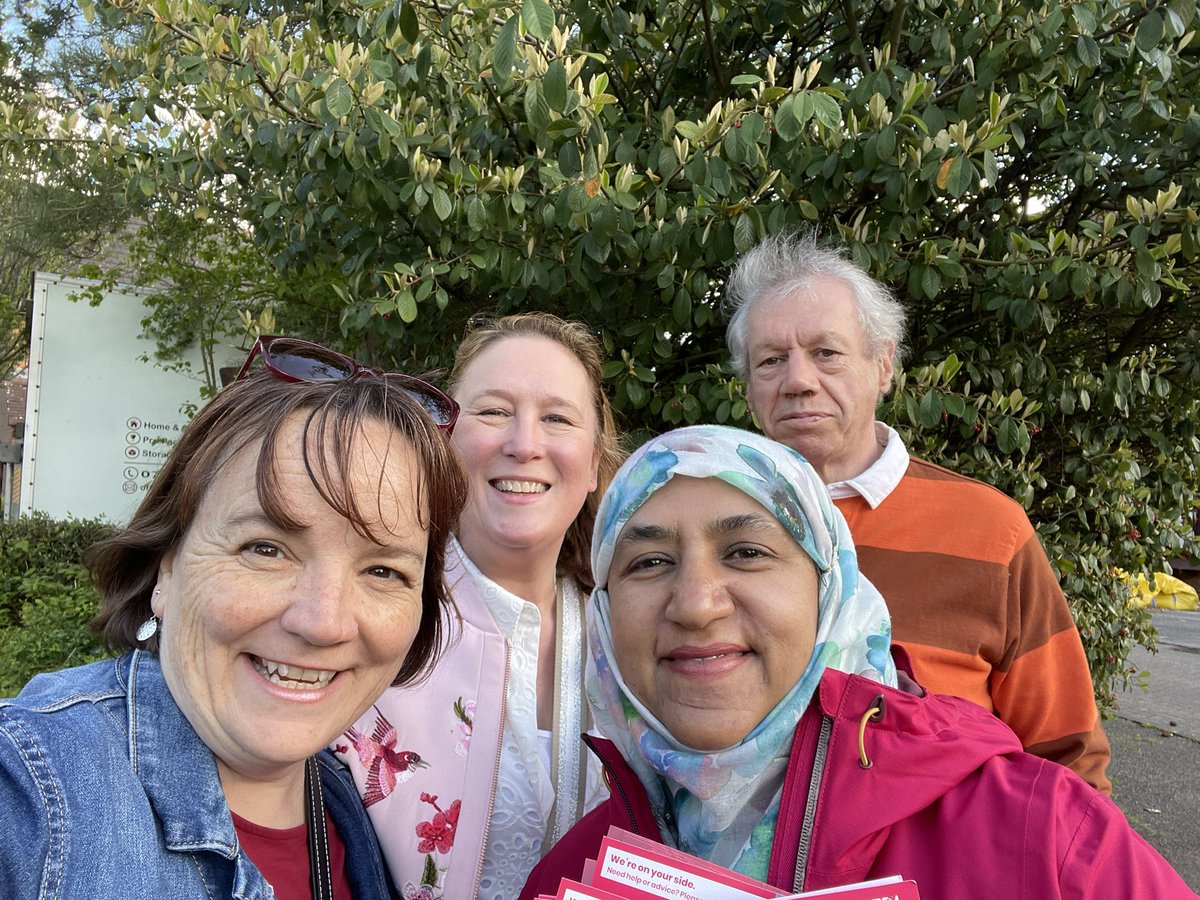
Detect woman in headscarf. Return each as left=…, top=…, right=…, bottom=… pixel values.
left=522, top=425, right=1191, bottom=899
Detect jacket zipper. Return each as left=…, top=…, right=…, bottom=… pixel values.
left=470, top=641, right=512, bottom=898
left=583, top=734, right=640, bottom=834
left=792, top=715, right=833, bottom=893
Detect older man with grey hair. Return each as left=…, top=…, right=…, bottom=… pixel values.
left=724, top=231, right=1111, bottom=793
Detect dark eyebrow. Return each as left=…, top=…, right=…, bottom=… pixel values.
left=615, top=522, right=676, bottom=548
left=616, top=512, right=779, bottom=548
left=709, top=512, right=779, bottom=536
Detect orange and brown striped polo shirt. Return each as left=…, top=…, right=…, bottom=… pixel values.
left=834, top=455, right=1112, bottom=794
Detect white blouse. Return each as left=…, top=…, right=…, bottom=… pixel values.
left=456, top=555, right=605, bottom=900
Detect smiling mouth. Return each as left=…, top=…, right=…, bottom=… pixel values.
left=491, top=479, right=548, bottom=494
left=667, top=650, right=748, bottom=663
left=252, top=656, right=336, bottom=690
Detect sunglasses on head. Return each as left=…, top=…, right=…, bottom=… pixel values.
left=236, top=335, right=459, bottom=432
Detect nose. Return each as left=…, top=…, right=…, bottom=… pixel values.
left=502, top=412, right=545, bottom=462
left=780, top=353, right=820, bottom=396
left=664, top=555, right=735, bottom=631
left=279, top=565, right=359, bottom=646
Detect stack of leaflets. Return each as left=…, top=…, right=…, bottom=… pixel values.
left=532, top=827, right=920, bottom=900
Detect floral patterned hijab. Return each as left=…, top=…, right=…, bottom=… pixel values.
left=587, top=425, right=897, bottom=879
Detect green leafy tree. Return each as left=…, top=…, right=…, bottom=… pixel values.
left=29, top=0, right=1200, bottom=708
left=0, top=0, right=136, bottom=375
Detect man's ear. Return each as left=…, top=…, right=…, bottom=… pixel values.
left=876, top=343, right=896, bottom=396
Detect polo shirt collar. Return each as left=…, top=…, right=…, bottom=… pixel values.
left=826, top=422, right=909, bottom=508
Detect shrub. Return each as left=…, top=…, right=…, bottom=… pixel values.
left=0, top=514, right=115, bottom=697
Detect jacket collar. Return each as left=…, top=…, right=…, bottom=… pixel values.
left=582, top=733, right=662, bottom=840
left=125, top=651, right=239, bottom=859
left=796, top=663, right=1023, bottom=884
left=444, top=537, right=507, bottom=635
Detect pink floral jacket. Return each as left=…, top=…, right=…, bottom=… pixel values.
left=333, top=545, right=510, bottom=898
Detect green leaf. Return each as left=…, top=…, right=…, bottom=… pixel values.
left=980, top=131, right=1010, bottom=151
left=875, top=126, right=896, bottom=160
left=399, top=2, right=419, bottom=43
left=918, top=390, right=943, bottom=427
left=811, top=94, right=841, bottom=129
left=734, top=213, right=757, bottom=252
left=921, top=265, right=941, bottom=298
left=792, top=92, right=815, bottom=126
left=525, top=81, right=551, bottom=134
left=1076, top=35, right=1101, bottom=68
left=1072, top=5, right=1097, bottom=32
left=396, top=289, right=418, bottom=323
left=1136, top=11, right=1164, bottom=51
left=723, top=125, right=747, bottom=165
left=493, top=17, right=518, bottom=85
left=773, top=96, right=802, bottom=141
left=943, top=394, right=967, bottom=418
left=324, top=79, right=354, bottom=119
left=543, top=60, right=568, bottom=112
left=421, top=853, right=438, bottom=889
left=625, top=378, right=646, bottom=405
left=522, top=0, right=555, bottom=41
left=731, top=74, right=762, bottom=85
left=997, top=417, right=1021, bottom=454
left=946, top=156, right=973, bottom=197
left=432, top=187, right=453, bottom=221
left=465, top=196, right=486, bottom=231
left=672, top=291, right=691, bottom=327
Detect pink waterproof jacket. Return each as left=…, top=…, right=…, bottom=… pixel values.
left=522, top=662, right=1194, bottom=899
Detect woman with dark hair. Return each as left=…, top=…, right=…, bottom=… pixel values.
left=335, top=313, right=624, bottom=899
left=522, top=425, right=1191, bottom=900
left=0, top=337, right=467, bottom=900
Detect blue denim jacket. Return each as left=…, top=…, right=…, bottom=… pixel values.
left=0, top=650, right=396, bottom=899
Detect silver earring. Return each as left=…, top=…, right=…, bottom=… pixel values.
left=136, top=616, right=160, bottom=642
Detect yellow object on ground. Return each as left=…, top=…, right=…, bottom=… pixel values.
left=1123, top=571, right=1199, bottom=610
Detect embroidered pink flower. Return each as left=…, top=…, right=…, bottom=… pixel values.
left=401, top=885, right=435, bottom=900
left=415, top=794, right=461, bottom=855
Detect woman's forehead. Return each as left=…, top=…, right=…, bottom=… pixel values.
left=205, top=414, right=420, bottom=534
left=620, top=475, right=778, bottom=532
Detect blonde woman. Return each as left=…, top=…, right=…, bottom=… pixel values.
left=336, top=313, right=623, bottom=899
